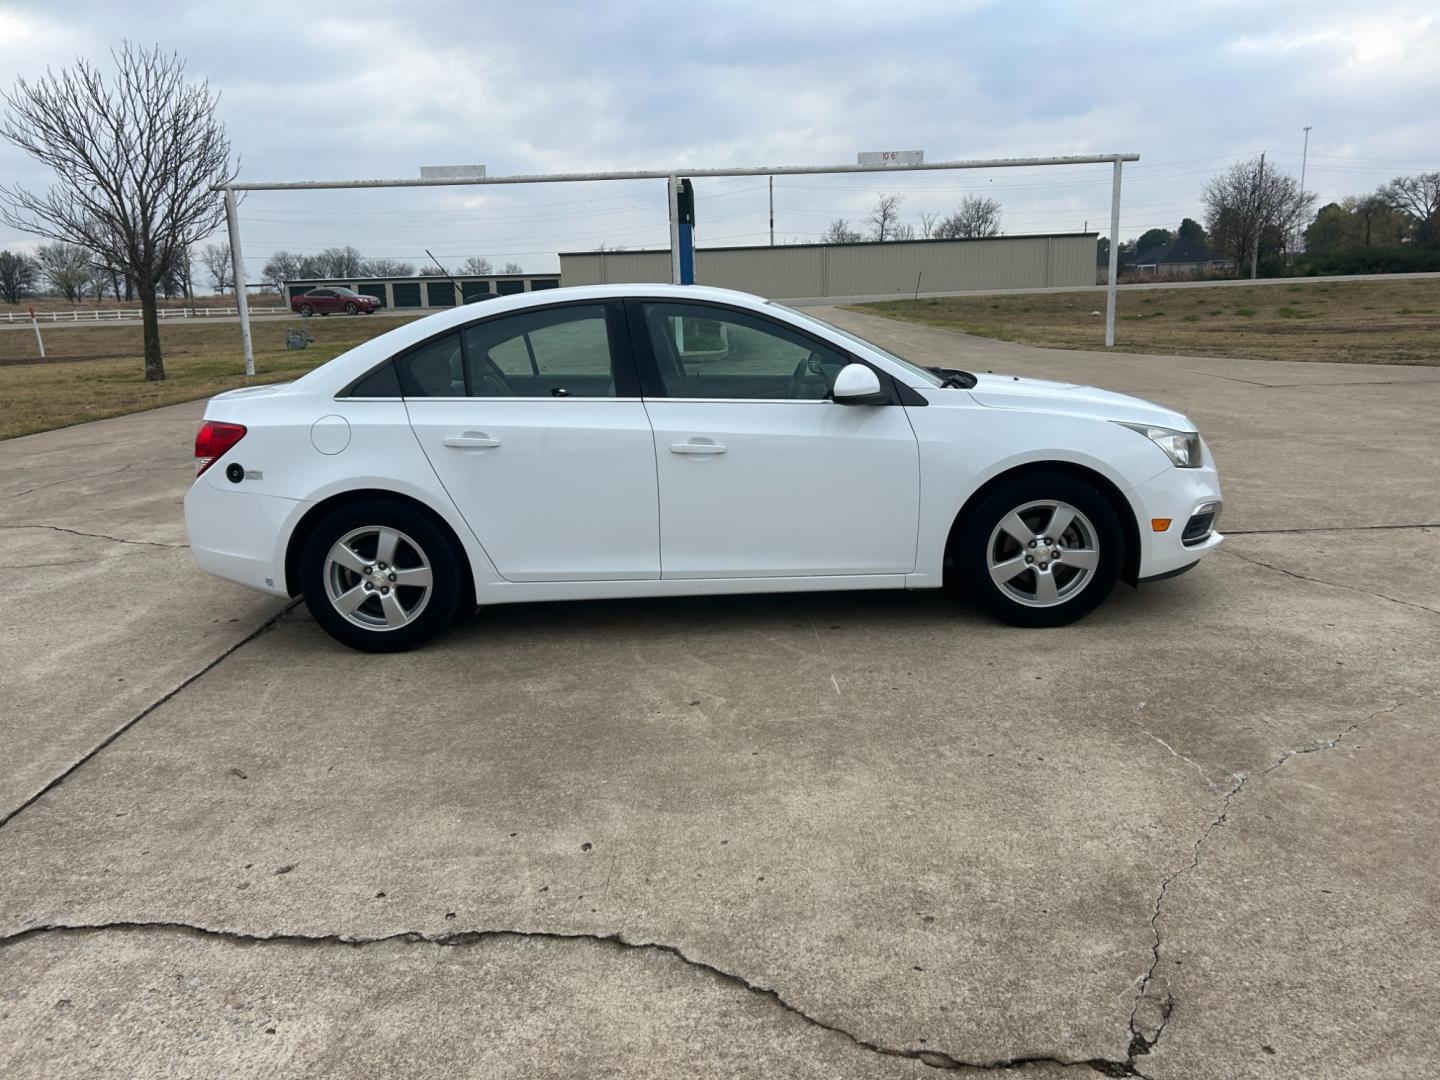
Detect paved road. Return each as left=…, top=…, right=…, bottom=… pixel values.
left=1, top=317, right=1437, bottom=1079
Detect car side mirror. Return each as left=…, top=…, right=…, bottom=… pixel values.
left=832, top=363, right=886, bottom=405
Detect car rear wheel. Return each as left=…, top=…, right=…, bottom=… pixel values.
left=300, top=500, right=463, bottom=652
left=298, top=303, right=313, bottom=316
left=955, top=472, right=1122, bottom=628
left=344, top=301, right=358, bottom=315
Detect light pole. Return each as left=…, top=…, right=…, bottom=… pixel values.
left=1297, top=125, right=1312, bottom=258
left=1299, top=126, right=1312, bottom=198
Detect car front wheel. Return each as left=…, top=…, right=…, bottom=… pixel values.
left=298, top=303, right=313, bottom=316
left=300, top=499, right=463, bottom=652
left=955, top=472, right=1122, bottom=628
left=344, top=301, right=358, bottom=315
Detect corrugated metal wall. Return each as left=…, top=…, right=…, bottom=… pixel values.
left=559, top=235, right=1096, bottom=298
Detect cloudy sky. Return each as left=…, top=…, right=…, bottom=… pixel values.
left=2, top=0, right=1437, bottom=284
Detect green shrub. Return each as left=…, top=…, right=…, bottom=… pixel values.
left=1293, top=246, right=1440, bottom=276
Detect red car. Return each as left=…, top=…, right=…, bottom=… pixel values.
left=291, top=286, right=381, bottom=316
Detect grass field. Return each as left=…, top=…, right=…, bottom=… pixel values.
left=0, top=315, right=406, bottom=440
left=851, top=277, right=1440, bottom=365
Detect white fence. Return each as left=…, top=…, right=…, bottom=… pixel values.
left=3, top=305, right=288, bottom=324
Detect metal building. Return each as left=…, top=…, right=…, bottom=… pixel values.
left=283, top=273, right=560, bottom=310
left=559, top=234, right=1096, bottom=299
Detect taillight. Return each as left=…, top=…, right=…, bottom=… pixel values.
left=195, top=420, right=247, bottom=476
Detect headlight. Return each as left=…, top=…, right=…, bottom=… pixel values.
left=1116, top=422, right=1203, bottom=468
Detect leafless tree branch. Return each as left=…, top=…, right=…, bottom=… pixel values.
left=1, top=42, right=237, bottom=379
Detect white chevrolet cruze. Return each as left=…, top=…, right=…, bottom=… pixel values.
left=184, top=285, right=1223, bottom=651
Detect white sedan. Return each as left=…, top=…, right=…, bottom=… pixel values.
left=185, top=284, right=1223, bottom=651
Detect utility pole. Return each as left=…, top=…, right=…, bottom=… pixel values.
left=1251, top=152, right=1264, bottom=280
left=769, top=176, right=774, bottom=246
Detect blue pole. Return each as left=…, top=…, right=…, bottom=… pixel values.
left=678, top=222, right=694, bottom=284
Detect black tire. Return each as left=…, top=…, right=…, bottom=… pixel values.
left=298, top=303, right=313, bottom=316
left=954, top=471, right=1123, bottom=628
left=344, top=301, right=358, bottom=315
left=300, top=498, right=464, bottom=652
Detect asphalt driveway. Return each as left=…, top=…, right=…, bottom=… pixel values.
left=1, top=310, right=1436, bottom=1079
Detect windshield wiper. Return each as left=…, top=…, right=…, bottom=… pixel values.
left=926, top=366, right=977, bottom=389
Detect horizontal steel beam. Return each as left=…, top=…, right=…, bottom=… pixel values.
left=215, top=154, right=1141, bottom=192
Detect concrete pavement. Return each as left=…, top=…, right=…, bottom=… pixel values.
left=1, top=313, right=1436, bottom=1079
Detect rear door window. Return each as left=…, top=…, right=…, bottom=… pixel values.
left=462, top=304, right=622, bottom=398
left=394, top=332, right=465, bottom=397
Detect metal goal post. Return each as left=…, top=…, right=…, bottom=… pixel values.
left=216, top=153, right=1138, bottom=376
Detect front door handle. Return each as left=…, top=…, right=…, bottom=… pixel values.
left=670, top=441, right=727, bottom=455
left=443, top=434, right=501, bottom=449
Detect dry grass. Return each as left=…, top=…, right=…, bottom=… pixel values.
left=851, top=278, right=1440, bottom=365
left=0, top=315, right=406, bottom=440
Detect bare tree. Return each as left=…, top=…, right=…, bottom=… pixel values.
left=360, top=258, right=416, bottom=277
left=460, top=256, right=493, bottom=275
left=820, top=218, right=862, bottom=244
left=868, top=193, right=904, bottom=241
left=0, top=44, right=235, bottom=380
left=263, top=250, right=303, bottom=290
left=1351, top=193, right=1406, bottom=247
left=200, top=241, right=233, bottom=293
left=502, top=261, right=523, bottom=274
left=34, top=241, right=91, bottom=300
left=934, top=195, right=1002, bottom=239
left=1201, top=156, right=1314, bottom=269
left=918, top=211, right=940, bottom=239
left=313, top=245, right=365, bottom=278
left=86, top=259, right=111, bottom=301
left=892, top=222, right=916, bottom=241
left=0, top=249, right=40, bottom=302
left=1381, top=171, right=1440, bottom=247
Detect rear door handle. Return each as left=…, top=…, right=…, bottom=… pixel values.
left=443, top=434, right=501, bottom=449
left=670, top=441, right=727, bottom=455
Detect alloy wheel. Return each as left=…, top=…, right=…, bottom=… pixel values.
left=985, top=499, right=1100, bottom=608
left=324, top=525, right=434, bottom=630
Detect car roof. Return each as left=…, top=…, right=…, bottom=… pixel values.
left=289, top=284, right=914, bottom=394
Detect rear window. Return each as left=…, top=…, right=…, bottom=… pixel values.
left=344, top=360, right=401, bottom=398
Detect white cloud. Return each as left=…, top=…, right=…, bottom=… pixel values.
left=1, top=0, right=1436, bottom=266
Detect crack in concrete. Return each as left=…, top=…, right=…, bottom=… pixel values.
left=0, top=600, right=298, bottom=831
left=1225, top=522, right=1439, bottom=536
left=1127, top=771, right=1245, bottom=1058
left=0, top=919, right=1148, bottom=1077
left=1133, top=702, right=1220, bottom=794
left=1223, top=548, right=1438, bottom=617
left=0, top=523, right=186, bottom=549
left=1262, top=700, right=1407, bottom=777
left=1126, top=698, right=1409, bottom=1063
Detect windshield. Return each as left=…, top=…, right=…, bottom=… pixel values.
left=332, top=287, right=357, bottom=296
left=768, top=302, right=944, bottom=387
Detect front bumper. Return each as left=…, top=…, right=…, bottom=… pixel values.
left=1127, top=455, right=1224, bottom=581
left=184, top=475, right=300, bottom=597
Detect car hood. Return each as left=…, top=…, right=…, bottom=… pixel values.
left=962, top=373, right=1192, bottom=429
